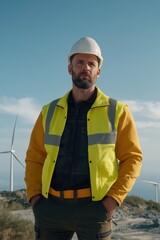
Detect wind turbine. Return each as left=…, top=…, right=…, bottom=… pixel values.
left=0, top=115, right=24, bottom=191
left=143, top=180, right=160, bottom=203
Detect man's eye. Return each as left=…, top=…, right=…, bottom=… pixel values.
left=77, top=61, right=83, bottom=64
left=89, top=62, right=96, bottom=66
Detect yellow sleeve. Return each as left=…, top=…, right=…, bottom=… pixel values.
left=24, top=112, right=47, bottom=201
left=107, top=105, right=142, bottom=205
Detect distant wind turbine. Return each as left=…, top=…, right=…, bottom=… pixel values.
left=0, top=115, right=24, bottom=191
left=143, top=180, right=160, bottom=203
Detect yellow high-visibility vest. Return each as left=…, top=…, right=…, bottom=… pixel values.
left=41, top=87, right=126, bottom=201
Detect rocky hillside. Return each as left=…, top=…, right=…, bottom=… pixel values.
left=113, top=196, right=160, bottom=239
left=0, top=189, right=30, bottom=210
left=0, top=189, right=160, bottom=240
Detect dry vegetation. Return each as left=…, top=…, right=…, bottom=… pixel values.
left=125, top=195, right=160, bottom=212
left=0, top=209, right=34, bottom=240
left=0, top=189, right=34, bottom=239
left=0, top=190, right=160, bottom=239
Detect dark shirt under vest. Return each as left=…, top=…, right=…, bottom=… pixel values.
left=51, top=89, right=97, bottom=190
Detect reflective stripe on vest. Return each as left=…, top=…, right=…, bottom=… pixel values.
left=44, top=98, right=117, bottom=145
left=88, top=132, right=116, bottom=145
left=44, top=98, right=60, bottom=146
left=88, top=98, right=117, bottom=145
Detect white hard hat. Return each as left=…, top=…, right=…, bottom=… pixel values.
left=68, top=37, right=103, bottom=68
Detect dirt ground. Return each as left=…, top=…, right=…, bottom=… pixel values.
left=112, top=216, right=160, bottom=240
left=13, top=210, right=159, bottom=240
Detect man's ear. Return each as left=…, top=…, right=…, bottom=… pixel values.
left=68, top=64, right=72, bottom=75
left=97, top=68, right=101, bottom=78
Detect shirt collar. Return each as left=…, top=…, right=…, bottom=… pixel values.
left=68, top=88, right=97, bottom=105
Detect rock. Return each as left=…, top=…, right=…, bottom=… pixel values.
left=1, top=190, right=160, bottom=239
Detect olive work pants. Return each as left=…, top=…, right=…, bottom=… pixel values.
left=32, top=195, right=112, bottom=240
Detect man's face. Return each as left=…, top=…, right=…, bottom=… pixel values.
left=68, top=53, right=100, bottom=89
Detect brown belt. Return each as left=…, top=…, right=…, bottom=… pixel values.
left=49, top=187, right=91, bottom=199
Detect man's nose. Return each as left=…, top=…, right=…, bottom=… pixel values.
left=83, top=62, right=90, bottom=70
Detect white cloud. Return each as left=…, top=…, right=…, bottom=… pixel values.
left=124, top=100, right=160, bottom=118
left=136, top=121, right=160, bottom=129
left=144, top=102, right=160, bottom=119
left=123, top=100, right=144, bottom=113
left=0, top=97, right=160, bottom=128
left=123, top=100, right=160, bottom=128
left=0, top=97, right=40, bottom=124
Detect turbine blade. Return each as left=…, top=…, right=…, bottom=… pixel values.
left=11, top=115, right=18, bottom=150
left=0, top=151, right=11, bottom=154
left=143, top=180, right=159, bottom=185
left=12, top=152, right=25, bottom=168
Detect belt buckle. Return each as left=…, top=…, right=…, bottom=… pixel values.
left=73, top=189, right=77, bottom=199
left=60, top=189, right=78, bottom=199
left=60, top=191, right=64, bottom=198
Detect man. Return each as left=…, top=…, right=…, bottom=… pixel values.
left=25, top=37, right=142, bottom=240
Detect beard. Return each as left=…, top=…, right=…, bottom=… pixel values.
left=72, top=71, right=95, bottom=89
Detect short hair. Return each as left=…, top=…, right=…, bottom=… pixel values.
left=69, top=54, right=100, bottom=67
left=69, top=54, right=76, bottom=64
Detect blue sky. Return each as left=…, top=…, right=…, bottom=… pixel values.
left=0, top=0, right=160, bottom=200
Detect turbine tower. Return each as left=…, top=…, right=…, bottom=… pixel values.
left=0, top=115, right=24, bottom=191
left=143, top=180, right=160, bottom=203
